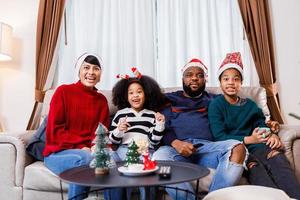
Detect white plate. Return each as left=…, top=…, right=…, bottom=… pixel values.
left=118, top=166, right=159, bottom=176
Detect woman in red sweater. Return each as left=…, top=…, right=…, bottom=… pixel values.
left=43, top=53, right=122, bottom=200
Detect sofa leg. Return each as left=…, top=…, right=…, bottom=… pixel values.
left=60, top=180, right=64, bottom=200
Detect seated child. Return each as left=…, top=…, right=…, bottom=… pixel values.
left=208, top=52, right=300, bottom=199
left=109, top=68, right=166, bottom=200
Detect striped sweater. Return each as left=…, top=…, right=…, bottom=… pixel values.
left=109, top=108, right=165, bottom=148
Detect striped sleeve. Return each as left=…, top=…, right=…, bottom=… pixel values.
left=108, top=109, right=135, bottom=144
left=141, top=110, right=165, bottom=147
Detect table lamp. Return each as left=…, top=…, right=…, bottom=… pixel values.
left=0, top=22, right=13, bottom=61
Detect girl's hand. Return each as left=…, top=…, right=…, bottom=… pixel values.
left=266, top=134, right=283, bottom=149
left=266, top=120, right=280, bottom=134
left=155, top=112, right=165, bottom=123
left=117, top=116, right=130, bottom=132
left=244, top=127, right=269, bottom=144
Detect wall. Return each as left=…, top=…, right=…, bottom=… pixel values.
left=0, top=0, right=38, bottom=131
left=270, top=0, right=300, bottom=125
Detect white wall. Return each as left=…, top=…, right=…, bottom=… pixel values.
left=0, top=0, right=38, bottom=131
left=270, top=0, right=300, bottom=125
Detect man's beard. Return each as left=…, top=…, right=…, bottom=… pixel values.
left=183, top=81, right=206, bottom=98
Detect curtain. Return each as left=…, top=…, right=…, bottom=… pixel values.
left=56, top=0, right=156, bottom=90
left=156, top=0, right=256, bottom=87
left=56, top=0, right=257, bottom=90
left=27, top=0, right=65, bottom=130
left=238, top=0, right=284, bottom=123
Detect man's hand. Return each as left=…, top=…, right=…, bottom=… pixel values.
left=171, top=139, right=196, bottom=157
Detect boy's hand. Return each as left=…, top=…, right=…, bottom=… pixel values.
left=266, top=120, right=280, bottom=134
left=155, top=112, right=165, bottom=123
left=247, top=127, right=269, bottom=144
left=266, top=134, right=283, bottom=149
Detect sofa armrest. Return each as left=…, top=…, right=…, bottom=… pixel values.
left=278, top=125, right=300, bottom=181
left=0, top=131, right=35, bottom=188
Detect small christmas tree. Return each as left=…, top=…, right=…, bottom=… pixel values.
left=125, top=140, right=140, bottom=166
left=90, top=123, right=110, bottom=175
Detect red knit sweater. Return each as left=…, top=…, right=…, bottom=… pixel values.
left=43, top=81, right=110, bottom=156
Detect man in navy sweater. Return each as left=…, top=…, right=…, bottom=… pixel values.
left=153, top=58, right=247, bottom=200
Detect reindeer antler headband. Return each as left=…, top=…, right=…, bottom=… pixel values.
left=116, top=67, right=142, bottom=79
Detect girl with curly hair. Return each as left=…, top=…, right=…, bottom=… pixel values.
left=109, top=69, right=167, bottom=150
left=109, top=69, right=166, bottom=199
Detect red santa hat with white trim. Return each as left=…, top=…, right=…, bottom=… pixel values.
left=182, top=58, right=208, bottom=76
left=218, top=52, right=244, bottom=80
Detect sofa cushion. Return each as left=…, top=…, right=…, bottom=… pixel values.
left=202, top=185, right=291, bottom=200
left=42, top=87, right=270, bottom=121
left=23, top=161, right=68, bottom=192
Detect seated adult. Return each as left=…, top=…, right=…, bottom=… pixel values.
left=43, top=53, right=123, bottom=200
left=153, top=58, right=247, bottom=200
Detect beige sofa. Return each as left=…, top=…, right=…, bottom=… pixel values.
left=1, top=87, right=300, bottom=200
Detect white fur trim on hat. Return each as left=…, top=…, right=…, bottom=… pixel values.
left=74, top=52, right=103, bottom=81
left=182, top=58, right=208, bottom=75
left=218, top=63, right=243, bottom=80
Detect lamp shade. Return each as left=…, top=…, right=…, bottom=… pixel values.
left=0, top=22, right=13, bottom=61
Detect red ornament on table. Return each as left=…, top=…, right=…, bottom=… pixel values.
left=143, top=151, right=157, bottom=170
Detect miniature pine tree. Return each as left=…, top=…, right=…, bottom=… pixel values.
left=125, top=140, right=140, bottom=166
left=90, top=123, right=110, bottom=175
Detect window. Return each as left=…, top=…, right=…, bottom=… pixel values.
left=55, top=0, right=258, bottom=90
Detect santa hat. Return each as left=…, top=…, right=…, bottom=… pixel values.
left=182, top=58, right=208, bottom=76
left=74, top=52, right=103, bottom=80
left=218, top=52, right=244, bottom=80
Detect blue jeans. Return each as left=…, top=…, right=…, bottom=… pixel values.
left=247, top=146, right=300, bottom=199
left=153, top=139, right=245, bottom=200
left=44, top=149, right=124, bottom=200
left=111, top=145, right=156, bottom=200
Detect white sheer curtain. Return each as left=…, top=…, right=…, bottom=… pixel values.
left=55, top=0, right=258, bottom=90
left=156, top=0, right=257, bottom=87
left=56, top=0, right=156, bottom=89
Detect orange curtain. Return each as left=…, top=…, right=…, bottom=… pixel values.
left=238, top=0, right=284, bottom=123
left=27, top=0, right=65, bottom=130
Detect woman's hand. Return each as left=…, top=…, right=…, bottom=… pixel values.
left=155, top=112, right=165, bottom=123
left=266, top=134, right=283, bottom=149
left=81, top=147, right=91, bottom=152
left=117, top=116, right=130, bottom=132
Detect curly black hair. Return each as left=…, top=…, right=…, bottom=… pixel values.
left=112, top=75, right=167, bottom=112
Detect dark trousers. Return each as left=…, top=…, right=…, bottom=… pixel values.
left=246, top=146, right=300, bottom=199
